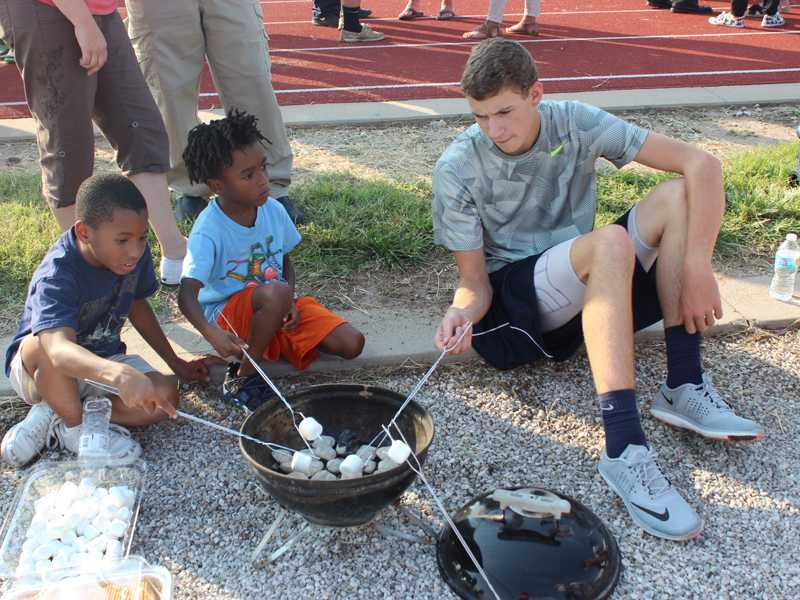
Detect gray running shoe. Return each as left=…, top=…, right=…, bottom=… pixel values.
left=341, top=24, right=385, bottom=42
left=598, top=444, right=703, bottom=541
left=651, top=373, right=764, bottom=441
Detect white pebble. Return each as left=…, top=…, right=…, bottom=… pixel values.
left=363, top=460, right=377, bottom=474
left=356, top=445, right=377, bottom=462
left=287, top=471, right=308, bottom=479
left=311, top=470, right=337, bottom=481
left=313, top=435, right=335, bottom=448
left=376, top=447, right=390, bottom=461
left=326, top=458, right=343, bottom=474
left=340, top=455, right=364, bottom=479
left=315, top=446, right=337, bottom=461
left=291, top=451, right=313, bottom=474
left=377, top=459, right=398, bottom=473
left=298, top=417, right=323, bottom=441
left=278, top=463, right=292, bottom=474
left=271, top=450, right=292, bottom=464
left=307, top=460, right=325, bottom=476
left=388, top=440, right=411, bottom=464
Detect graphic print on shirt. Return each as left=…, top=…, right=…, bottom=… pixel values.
left=75, top=274, right=136, bottom=353
left=221, top=236, right=283, bottom=286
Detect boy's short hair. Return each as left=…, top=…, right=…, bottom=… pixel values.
left=183, top=109, right=271, bottom=185
left=75, top=174, right=147, bottom=228
left=461, top=38, right=539, bottom=101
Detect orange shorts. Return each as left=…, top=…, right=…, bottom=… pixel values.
left=216, top=289, right=347, bottom=371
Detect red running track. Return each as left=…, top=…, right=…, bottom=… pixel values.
left=0, top=0, right=798, bottom=118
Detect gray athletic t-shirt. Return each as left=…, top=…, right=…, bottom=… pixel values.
left=432, top=100, right=649, bottom=273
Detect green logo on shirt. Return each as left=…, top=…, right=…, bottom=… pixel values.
left=549, top=141, right=566, bottom=157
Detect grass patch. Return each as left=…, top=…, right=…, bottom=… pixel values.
left=0, top=141, right=798, bottom=321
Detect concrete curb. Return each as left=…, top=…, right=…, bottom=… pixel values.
left=1, top=83, right=797, bottom=142
left=1, top=275, right=799, bottom=397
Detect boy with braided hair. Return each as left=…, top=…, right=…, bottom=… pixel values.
left=178, top=110, right=365, bottom=410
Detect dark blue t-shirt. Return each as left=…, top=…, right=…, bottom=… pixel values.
left=4, top=229, right=159, bottom=376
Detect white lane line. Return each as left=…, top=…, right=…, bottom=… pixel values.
left=2, top=66, right=797, bottom=108
left=261, top=8, right=661, bottom=26
left=269, top=28, right=800, bottom=53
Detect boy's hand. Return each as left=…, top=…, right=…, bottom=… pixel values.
left=282, top=303, right=300, bottom=332
left=172, top=357, right=213, bottom=383
left=206, top=327, right=246, bottom=359
left=74, top=18, right=108, bottom=75
left=116, top=368, right=163, bottom=414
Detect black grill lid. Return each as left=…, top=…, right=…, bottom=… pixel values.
left=436, top=486, right=621, bottom=600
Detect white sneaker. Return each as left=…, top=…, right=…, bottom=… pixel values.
left=598, top=444, right=703, bottom=541
left=1, top=403, right=56, bottom=467
left=761, top=11, right=785, bottom=26
left=48, top=419, right=142, bottom=465
left=651, top=373, right=764, bottom=441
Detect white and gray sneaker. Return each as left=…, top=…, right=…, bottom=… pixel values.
left=1, top=402, right=56, bottom=467
left=599, top=444, right=702, bottom=541
left=48, top=419, right=142, bottom=465
left=651, top=373, right=764, bottom=441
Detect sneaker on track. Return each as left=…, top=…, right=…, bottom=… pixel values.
left=651, top=373, right=764, bottom=441
left=1, top=403, right=55, bottom=467
left=340, top=24, right=384, bottom=42
left=761, top=11, right=785, bottom=26
left=598, top=444, right=703, bottom=541
left=48, top=419, right=142, bottom=464
left=708, top=11, right=745, bottom=26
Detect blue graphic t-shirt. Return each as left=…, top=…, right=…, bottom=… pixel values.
left=4, top=229, right=159, bottom=376
left=182, top=197, right=301, bottom=323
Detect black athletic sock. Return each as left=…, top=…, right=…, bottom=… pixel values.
left=665, top=325, right=703, bottom=388
left=599, top=389, right=648, bottom=459
left=342, top=6, right=362, bottom=32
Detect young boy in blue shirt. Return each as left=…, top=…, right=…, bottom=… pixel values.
left=1, top=174, right=211, bottom=468
left=178, top=110, right=365, bottom=410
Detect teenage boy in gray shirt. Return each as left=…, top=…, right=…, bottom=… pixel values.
left=432, top=38, right=763, bottom=542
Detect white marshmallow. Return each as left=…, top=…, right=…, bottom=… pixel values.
left=32, top=544, right=56, bottom=561
left=60, top=529, right=78, bottom=546
left=77, top=478, right=97, bottom=497
left=107, top=487, right=127, bottom=508
left=93, top=487, right=109, bottom=500
left=107, top=519, right=127, bottom=538
left=82, top=524, right=100, bottom=541
left=88, top=535, right=109, bottom=554
left=340, top=455, right=364, bottom=479
left=21, top=538, right=39, bottom=554
left=74, top=536, right=90, bottom=551
left=60, top=481, right=79, bottom=498
left=387, top=440, right=411, bottom=465
left=290, top=451, right=313, bottom=474
left=298, top=417, right=323, bottom=441
left=116, top=507, right=132, bottom=522
left=104, top=538, right=123, bottom=559
left=34, top=559, right=51, bottom=577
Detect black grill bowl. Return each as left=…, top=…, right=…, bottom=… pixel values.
left=239, top=384, right=435, bottom=527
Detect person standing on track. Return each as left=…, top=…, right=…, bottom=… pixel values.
left=432, top=39, right=764, bottom=542
left=708, top=0, right=786, bottom=26
left=124, top=0, right=302, bottom=224
left=0, top=0, right=187, bottom=285
left=460, top=0, right=540, bottom=39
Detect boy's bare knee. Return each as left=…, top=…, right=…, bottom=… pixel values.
left=342, top=332, right=365, bottom=360
left=595, top=225, right=635, bottom=265
left=252, top=282, right=292, bottom=313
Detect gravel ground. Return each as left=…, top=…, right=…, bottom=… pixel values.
left=1, top=328, right=799, bottom=599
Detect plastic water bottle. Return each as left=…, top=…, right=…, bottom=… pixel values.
left=78, top=396, right=113, bottom=462
left=769, top=233, right=799, bottom=301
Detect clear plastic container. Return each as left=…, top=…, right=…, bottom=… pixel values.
left=78, top=397, right=113, bottom=463
left=769, top=233, right=799, bottom=301
left=0, top=460, right=147, bottom=581
left=1, top=555, right=172, bottom=599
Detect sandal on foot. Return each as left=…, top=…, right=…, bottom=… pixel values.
left=399, top=7, right=425, bottom=19
left=506, top=20, right=539, bottom=35
left=462, top=21, right=500, bottom=39
left=436, top=7, right=456, bottom=19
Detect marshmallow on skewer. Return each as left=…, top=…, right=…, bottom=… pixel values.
left=298, top=417, right=323, bottom=441
left=387, top=440, right=411, bottom=465
left=340, top=455, right=364, bottom=479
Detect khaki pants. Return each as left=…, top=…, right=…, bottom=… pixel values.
left=125, top=0, right=293, bottom=199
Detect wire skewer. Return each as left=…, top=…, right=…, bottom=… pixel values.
left=84, top=379, right=293, bottom=454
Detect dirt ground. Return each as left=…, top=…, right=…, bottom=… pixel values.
left=1, top=102, right=798, bottom=324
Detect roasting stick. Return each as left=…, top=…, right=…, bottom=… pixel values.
left=84, top=379, right=295, bottom=454
left=380, top=426, right=503, bottom=600
left=368, top=322, right=473, bottom=448
left=217, top=312, right=316, bottom=454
